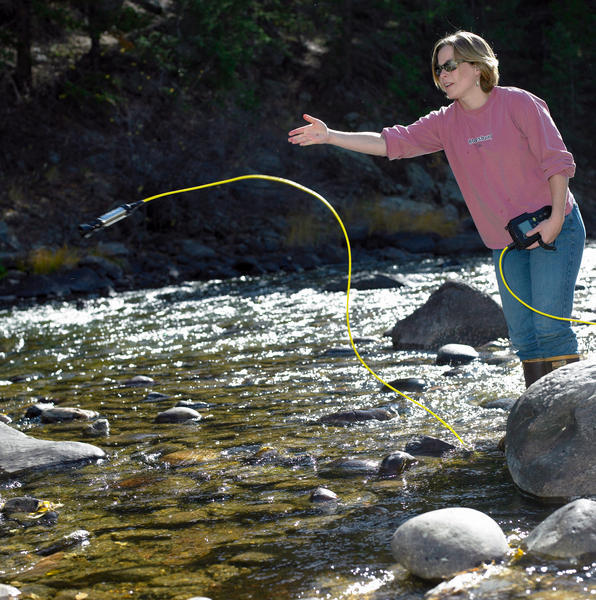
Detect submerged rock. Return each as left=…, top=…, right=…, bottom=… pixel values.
left=39, top=407, right=99, bottom=423
left=245, top=447, right=317, bottom=469
left=1, top=496, right=43, bottom=515
left=380, top=377, right=426, bottom=393
left=424, top=564, right=525, bottom=600
left=378, top=452, right=418, bottom=477
left=123, top=375, right=155, bottom=387
left=36, top=529, right=90, bottom=556
left=0, top=423, right=106, bottom=477
left=245, top=447, right=280, bottom=465
left=154, top=407, right=201, bottom=423
left=83, top=418, right=110, bottom=437
left=391, top=507, right=509, bottom=580
left=506, top=358, right=596, bottom=499
left=325, top=272, right=408, bottom=292
left=321, top=458, right=380, bottom=478
left=176, top=399, right=211, bottom=410
left=405, top=435, right=456, bottom=457
left=143, top=391, right=170, bottom=402
left=319, top=408, right=394, bottom=425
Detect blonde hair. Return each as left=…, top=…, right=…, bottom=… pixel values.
left=432, top=31, right=499, bottom=93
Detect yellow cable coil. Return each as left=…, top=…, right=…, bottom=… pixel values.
left=498, top=247, right=595, bottom=326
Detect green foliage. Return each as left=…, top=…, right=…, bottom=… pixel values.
left=0, top=0, right=593, bottom=157
left=143, top=0, right=312, bottom=90
left=59, top=71, right=121, bottom=110
left=116, top=4, right=154, bottom=33
left=537, top=0, right=594, bottom=129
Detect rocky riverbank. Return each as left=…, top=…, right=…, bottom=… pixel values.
left=1, top=40, right=594, bottom=309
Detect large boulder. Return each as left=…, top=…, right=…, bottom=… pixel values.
left=390, top=280, right=508, bottom=350
left=506, top=358, right=596, bottom=499
left=391, top=507, right=509, bottom=580
left=0, top=423, right=106, bottom=477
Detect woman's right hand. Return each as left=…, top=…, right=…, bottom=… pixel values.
left=288, top=114, right=329, bottom=146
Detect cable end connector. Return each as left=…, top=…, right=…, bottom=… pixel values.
left=79, top=219, right=103, bottom=239
left=78, top=201, right=143, bottom=238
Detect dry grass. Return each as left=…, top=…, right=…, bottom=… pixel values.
left=285, top=214, right=327, bottom=247
left=362, top=201, right=459, bottom=237
left=27, top=245, right=79, bottom=275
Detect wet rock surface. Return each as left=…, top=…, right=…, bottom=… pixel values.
left=0, top=423, right=106, bottom=477
left=391, top=507, right=509, bottom=580
left=436, top=343, right=479, bottom=366
left=521, top=498, right=596, bottom=560
left=318, top=407, right=395, bottom=425
left=154, top=406, right=202, bottom=423
left=405, top=435, right=456, bottom=457
left=391, top=280, right=508, bottom=350
left=506, top=358, right=596, bottom=498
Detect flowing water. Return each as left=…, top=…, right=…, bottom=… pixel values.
left=1, top=244, right=595, bottom=600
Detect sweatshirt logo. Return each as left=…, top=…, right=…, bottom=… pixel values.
left=468, top=134, right=493, bottom=145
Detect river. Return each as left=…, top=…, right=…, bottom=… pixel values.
left=1, top=243, right=595, bottom=599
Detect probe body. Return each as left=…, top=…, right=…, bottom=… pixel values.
left=79, top=201, right=143, bottom=238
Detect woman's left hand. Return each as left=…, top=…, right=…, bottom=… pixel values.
left=528, top=174, right=570, bottom=249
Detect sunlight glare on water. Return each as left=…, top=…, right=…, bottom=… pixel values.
left=0, top=244, right=594, bottom=599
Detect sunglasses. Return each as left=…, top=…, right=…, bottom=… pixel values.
left=434, top=59, right=466, bottom=77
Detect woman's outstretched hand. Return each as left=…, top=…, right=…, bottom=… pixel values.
left=288, top=114, right=329, bottom=146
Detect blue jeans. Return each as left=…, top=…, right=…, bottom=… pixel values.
left=492, top=204, right=585, bottom=361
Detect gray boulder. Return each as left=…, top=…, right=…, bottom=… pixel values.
left=391, top=507, right=509, bottom=580
left=506, top=359, right=596, bottom=498
left=0, top=423, right=106, bottom=477
left=391, top=280, right=508, bottom=350
left=522, top=498, right=596, bottom=560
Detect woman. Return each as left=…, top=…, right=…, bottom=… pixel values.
left=288, top=30, right=585, bottom=388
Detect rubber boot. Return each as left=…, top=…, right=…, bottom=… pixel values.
left=522, top=354, right=581, bottom=388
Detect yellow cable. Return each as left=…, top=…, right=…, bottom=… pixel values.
left=140, top=174, right=468, bottom=447
left=498, top=246, right=596, bottom=326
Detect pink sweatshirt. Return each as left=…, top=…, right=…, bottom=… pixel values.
left=381, top=86, right=576, bottom=248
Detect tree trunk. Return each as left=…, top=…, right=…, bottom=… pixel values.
left=14, top=0, right=32, bottom=94
left=340, top=0, right=353, bottom=82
